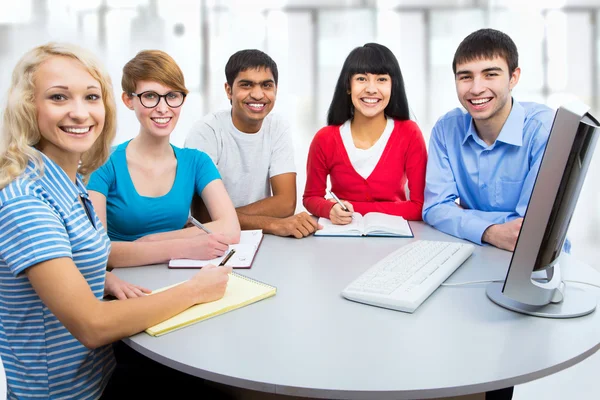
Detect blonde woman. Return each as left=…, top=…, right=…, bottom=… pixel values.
left=0, top=43, right=231, bottom=399
left=87, top=50, right=240, bottom=268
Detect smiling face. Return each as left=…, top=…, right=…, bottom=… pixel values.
left=454, top=56, right=520, bottom=128
left=349, top=73, right=391, bottom=120
left=123, top=80, right=183, bottom=139
left=226, top=67, right=276, bottom=133
left=34, top=56, right=105, bottom=164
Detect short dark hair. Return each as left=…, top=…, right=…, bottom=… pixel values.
left=327, top=43, right=410, bottom=126
left=452, top=28, right=519, bottom=75
left=225, top=49, right=278, bottom=87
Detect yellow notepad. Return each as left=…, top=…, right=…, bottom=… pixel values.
left=146, top=273, right=276, bottom=337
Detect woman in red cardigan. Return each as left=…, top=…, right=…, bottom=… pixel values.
left=303, top=43, right=427, bottom=225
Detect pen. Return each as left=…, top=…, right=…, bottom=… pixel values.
left=188, top=216, right=212, bottom=234
left=328, top=189, right=349, bottom=212
left=219, top=249, right=236, bottom=267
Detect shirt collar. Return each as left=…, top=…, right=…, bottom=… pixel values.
left=33, top=150, right=87, bottom=210
left=462, top=99, right=524, bottom=147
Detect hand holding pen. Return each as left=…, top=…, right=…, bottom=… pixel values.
left=327, top=189, right=354, bottom=225
left=184, top=216, right=234, bottom=259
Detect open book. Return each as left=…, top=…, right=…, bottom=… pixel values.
left=315, top=212, right=413, bottom=237
left=146, top=273, right=276, bottom=336
left=168, top=230, right=263, bottom=269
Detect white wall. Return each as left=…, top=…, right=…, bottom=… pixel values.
left=0, top=0, right=598, bottom=268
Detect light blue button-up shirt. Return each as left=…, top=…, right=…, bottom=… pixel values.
left=423, top=100, right=555, bottom=245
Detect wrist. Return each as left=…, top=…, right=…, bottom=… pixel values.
left=165, top=238, right=185, bottom=261
left=482, top=224, right=496, bottom=244
left=180, top=280, right=202, bottom=305
left=326, top=202, right=336, bottom=219
left=264, top=217, right=280, bottom=234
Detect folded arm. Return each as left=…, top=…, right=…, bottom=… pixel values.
left=193, top=173, right=319, bottom=238
left=423, top=123, right=543, bottom=246
left=236, top=172, right=297, bottom=222
left=423, top=125, right=497, bottom=244
left=236, top=173, right=320, bottom=237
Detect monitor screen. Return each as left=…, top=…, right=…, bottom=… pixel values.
left=533, top=114, right=599, bottom=271
left=487, top=100, right=599, bottom=318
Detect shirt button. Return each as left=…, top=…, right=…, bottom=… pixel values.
left=481, top=183, right=487, bottom=189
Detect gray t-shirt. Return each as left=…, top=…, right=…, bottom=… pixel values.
left=185, top=109, right=296, bottom=208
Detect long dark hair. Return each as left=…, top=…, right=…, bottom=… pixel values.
left=327, top=43, right=410, bottom=126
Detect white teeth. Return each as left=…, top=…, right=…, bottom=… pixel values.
left=248, top=103, right=265, bottom=108
left=63, top=127, right=91, bottom=134
left=471, top=98, right=491, bottom=105
left=152, top=117, right=170, bottom=124
left=362, top=98, right=379, bottom=104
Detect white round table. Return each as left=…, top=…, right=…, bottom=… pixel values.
left=114, top=222, right=600, bottom=399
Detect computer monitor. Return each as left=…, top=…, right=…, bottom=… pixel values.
left=486, top=100, right=599, bottom=318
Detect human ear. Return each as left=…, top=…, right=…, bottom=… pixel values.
left=224, top=83, right=232, bottom=101
left=509, top=67, right=521, bottom=90
left=122, top=92, right=134, bottom=110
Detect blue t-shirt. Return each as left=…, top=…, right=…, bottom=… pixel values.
left=0, top=151, right=114, bottom=399
left=87, top=141, right=221, bottom=242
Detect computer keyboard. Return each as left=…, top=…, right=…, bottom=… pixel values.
left=342, top=240, right=475, bottom=313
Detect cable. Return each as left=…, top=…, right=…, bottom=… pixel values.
left=441, top=279, right=504, bottom=286
left=441, top=279, right=600, bottom=289
left=564, top=280, right=600, bottom=289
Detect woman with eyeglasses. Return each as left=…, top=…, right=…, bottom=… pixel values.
left=88, top=50, right=240, bottom=269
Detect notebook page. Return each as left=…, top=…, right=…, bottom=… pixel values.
left=146, top=273, right=276, bottom=336
left=314, top=213, right=364, bottom=236
left=363, top=212, right=411, bottom=236
left=169, top=230, right=263, bottom=267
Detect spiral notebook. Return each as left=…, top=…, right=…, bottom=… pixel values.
left=168, top=230, right=264, bottom=269
left=145, top=272, right=276, bottom=337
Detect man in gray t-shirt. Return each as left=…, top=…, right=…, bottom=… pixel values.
left=185, top=49, right=319, bottom=238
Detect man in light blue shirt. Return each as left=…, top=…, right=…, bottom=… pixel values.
left=423, top=28, right=554, bottom=254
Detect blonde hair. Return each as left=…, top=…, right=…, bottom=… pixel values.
left=0, top=42, right=117, bottom=189
left=121, top=50, right=188, bottom=96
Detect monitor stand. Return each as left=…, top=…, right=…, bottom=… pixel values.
left=486, top=264, right=596, bottom=318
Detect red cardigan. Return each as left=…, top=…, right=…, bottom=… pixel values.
left=303, top=119, right=427, bottom=221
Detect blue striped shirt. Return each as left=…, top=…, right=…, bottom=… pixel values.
left=0, top=152, right=115, bottom=399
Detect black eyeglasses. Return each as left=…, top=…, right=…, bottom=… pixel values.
left=131, top=91, right=186, bottom=108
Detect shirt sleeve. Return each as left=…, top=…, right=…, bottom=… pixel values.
left=422, top=122, right=494, bottom=245
left=269, top=117, right=296, bottom=178
left=303, top=129, right=336, bottom=218
left=351, top=122, right=427, bottom=221
left=0, top=196, right=72, bottom=276
left=185, top=120, right=220, bottom=165
left=87, top=158, right=115, bottom=196
left=192, top=150, right=222, bottom=196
